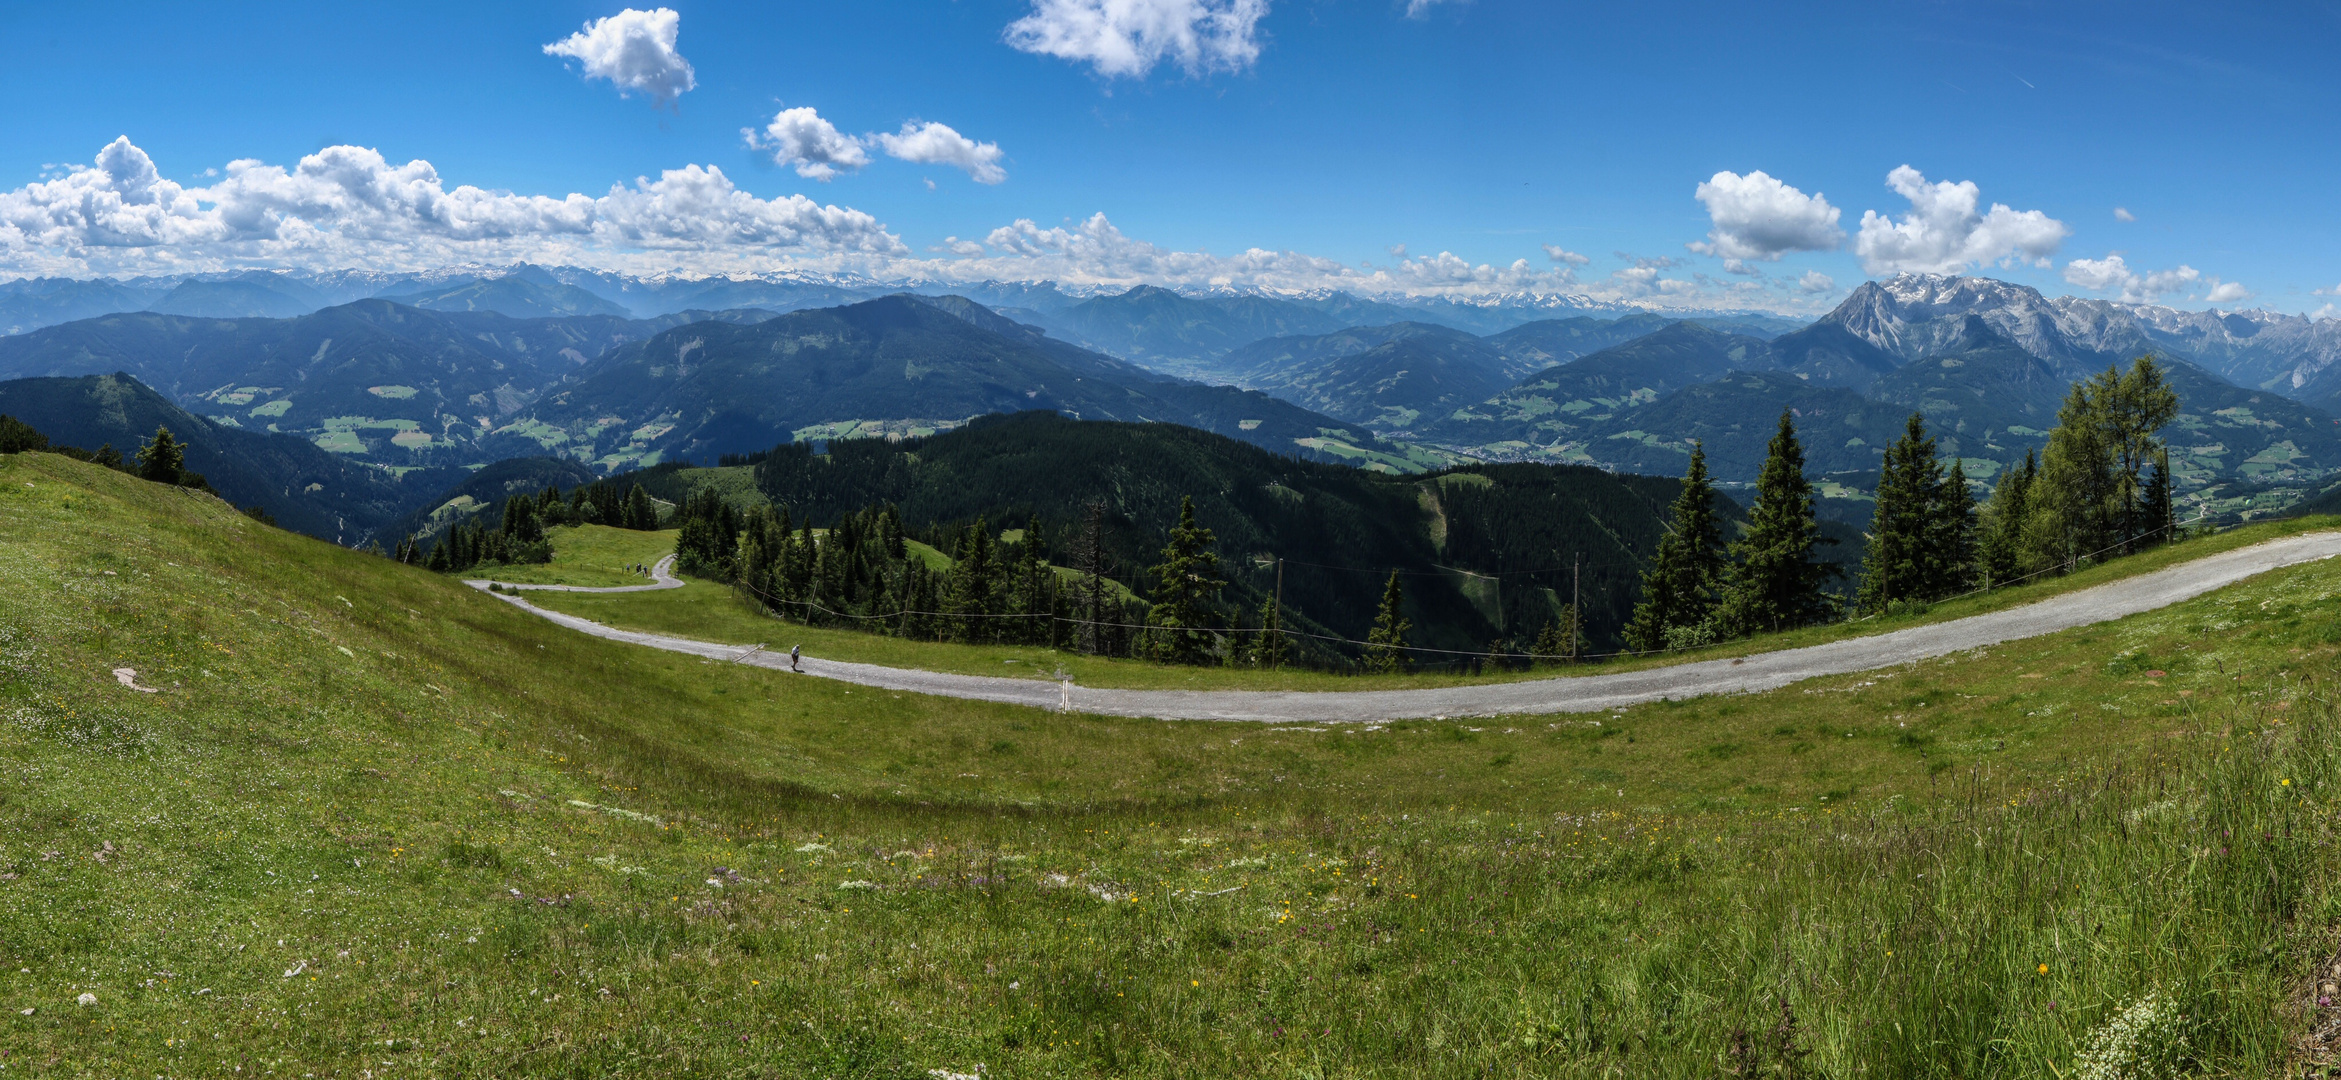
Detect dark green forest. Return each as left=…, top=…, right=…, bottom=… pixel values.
left=737, top=411, right=1764, bottom=656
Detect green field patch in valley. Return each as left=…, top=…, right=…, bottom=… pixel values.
left=368, top=384, right=419, bottom=399
left=248, top=398, right=292, bottom=417
left=468, top=524, right=680, bottom=587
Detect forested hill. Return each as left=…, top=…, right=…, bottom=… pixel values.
left=720, top=410, right=1765, bottom=654
left=525, top=294, right=1416, bottom=472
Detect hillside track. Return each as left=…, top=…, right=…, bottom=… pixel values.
left=473, top=532, right=2341, bottom=723
left=464, top=554, right=683, bottom=593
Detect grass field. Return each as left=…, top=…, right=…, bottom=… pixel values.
left=5, top=451, right=2339, bottom=1077
left=466, top=524, right=678, bottom=589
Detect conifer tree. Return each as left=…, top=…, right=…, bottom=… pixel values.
left=1931, top=459, right=1977, bottom=594
left=1622, top=443, right=1725, bottom=651
left=1714, top=410, right=1835, bottom=637
left=1533, top=607, right=1579, bottom=667
left=2027, top=380, right=2118, bottom=571
left=1978, top=449, right=2036, bottom=587
left=1075, top=501, right=1108, bottom=655
left=2103, top=356, right=2180, bottom=551
left=1145, top=496, right=1225, bottom=665
left=1857, top=414, right=1945, bottom=612
left=425, top=537, right=452, bottom=572
left=92, top=444, right=124, bottom=470
left=2141, top=446, right=2175, bottom=547
left=945, top=518, right=999, bottom=643
left=1255, top=594, right=1287, bottom=669
left=135, top=426, right=184, bottom=484
left=1364, top=571, right=1411, bottom=674
left=0, top=414, right=48, bottom=454
left=622, top=484, right=658, bottom=530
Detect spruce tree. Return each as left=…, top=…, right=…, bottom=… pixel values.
left=2141, top=446, right=2175, bottom=547
left=1978, top=450, right=2036, bottom=587
left=1364, top=571, right=1411, bottom=674
left=1533, top=607, right=1579, bottom=667
left=2027, top=379, right=2119, bottom=572
left=622, top=484, right=658, bottom=530
left=0, top=415, right=48, bottom=454
left=1622, top=443, right=1725, bottom=651
left=1931, top=459, right=1977, bottom=595
left=2105, top=356, right=2180, bottom=550
left=135, top=426, right=185, bottom=484
left=92, top=444, right=125, bottom=470
left=1714, top=409, right=1835, bottom=637
left=1857, top=413, right=1944, bottom=612
left=945, top=518, right=999, bottom=643
left=1145, top=496, right=1225, bottom=665
left=1256, top=594, right=1287, bottom=669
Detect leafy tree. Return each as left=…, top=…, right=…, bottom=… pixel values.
left=1364, top=571, right=1411, bottom=674
left=1714, top=410, right=1836, bottom=637
left=1857, top=414, right=1947, bottom=612
left=1622, top=443, right=1726, bottom=651
left=1146, top=496, right=1225, bottom=665
left=2101, top=356, right=2181, bottom=550
left=135, top=425, right=184, bottom=484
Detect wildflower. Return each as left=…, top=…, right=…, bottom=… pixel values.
left=2038, top=964, right=2049, bottom=975
left=77, top=992, right=96, bottom=1006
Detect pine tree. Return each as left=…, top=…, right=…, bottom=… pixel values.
left=424, top=537, right=452, bottom=572
left=135, top=426, right=185, bottom=484
left=1978, top=449, right=2036, bottom=588
left=1532, top=608, right=1579, bottom=667
left=2141, top=446, right=2175, bottom=547
left=92, top=444, right=124, bottom=470
left=2104, top=356, right=2180, bottom=551
left=1857, top=414, right=1945, bottom=612
left=622, top=484, right=658, bottom=530
left=1364, top=571, right=1411, bottom=674
left=1146, top=496, right=1225, bottom=665
left=1075, top=502, right=1108, bottom=655
left=2027, top=379, right=2119, bottom=572
left=1255, top=594, right=1287, bottom=669
left=0, top=414, right=48, bottom=454
left=1714, top=410, right=1835, bottom=637
left=1622, top=443, right=1725, bottom=651
left=1930, top=459, right=1977, bottom=595
left=945, top=518, right=999, bottom=643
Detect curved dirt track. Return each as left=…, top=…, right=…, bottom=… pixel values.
left=474, top=532, right=2341, bottom=723
left=465, top=554, right=682, bottom=593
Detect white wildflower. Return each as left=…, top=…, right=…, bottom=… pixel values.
left=2073, top=991, right=2188, bottom=1080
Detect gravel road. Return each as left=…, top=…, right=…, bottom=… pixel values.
left=473, top=532, right=2341, bottom=723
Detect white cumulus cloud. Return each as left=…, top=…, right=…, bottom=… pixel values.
left=1004, top=0, right=1269, bottom=78
left=0, top=137, right=901, bottom=276
left=744, top=107, right=872, bottom=182
left=875, top=122, right=1008, bottom=185
left=1404, top=0, right=1468, bottom=17
left=543, top=8, right=697, bottom=110
left=1541, top=244, right=1590, bottom=266
left=2062, top=254, right=2200, bottom=303
left=1687, top=170, right=1842, bottom=261
left=1853, top=166, right=2068, bottom=275
left=2113, top=206, right=2136, bottom=223
left=2204, top=279, right=2250, bottom=304
left=1797, top=270, right=1835, bottom=294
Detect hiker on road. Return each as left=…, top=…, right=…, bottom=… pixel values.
left=790, top=645, right=803, bottom=672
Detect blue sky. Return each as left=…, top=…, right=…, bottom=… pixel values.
left=1, top=0, right=2335, bottom=314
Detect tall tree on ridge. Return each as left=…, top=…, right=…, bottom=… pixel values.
left=1364, top=571, right=1411, bottom=674
left=1623, top=442, right=1725, bottom=651
left=1857, top=413, right=1945, bottom=612
left=135, top=425, right=184, bottom=484
left=1146, top=496, right=1225, bottom=665
left=1714, top=409, right=1836, bottom=637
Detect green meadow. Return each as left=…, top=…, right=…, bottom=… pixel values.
left=4, top=451, right=2339, bottom=1077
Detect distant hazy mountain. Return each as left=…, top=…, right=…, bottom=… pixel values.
left=0, top=301, right=780, bottom=465
left=525, top=294, right=1394, bottom=469
left=1219, top=323, right=1519, bottom=431
left=379, top=277, right=633, bottom=319
left=144, top=273, right=325, bottom=319
left=0, top=372, right=443, bottom=543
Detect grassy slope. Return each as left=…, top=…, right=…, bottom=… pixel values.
left=5, top=450, right=2339, bottom=1076
left=466, top=524, right=678, bottom=588
left=529, top=513, right=2341, bottom=692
